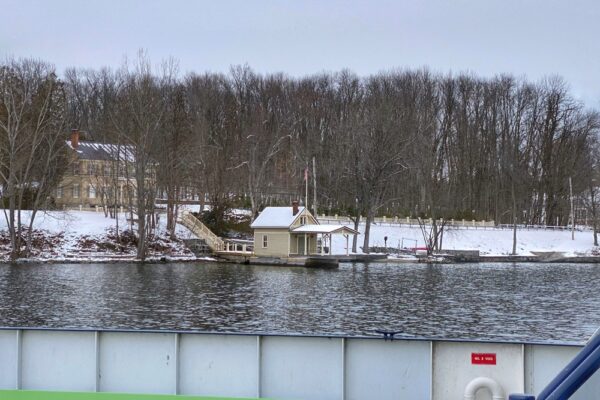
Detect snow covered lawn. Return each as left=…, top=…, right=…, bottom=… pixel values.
left=329, top=222, right=599, bottom=257
left=0, top=210, right=200, bottom=262
left=1, top=209, right=597, bottom=261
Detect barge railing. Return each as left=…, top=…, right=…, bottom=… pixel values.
left=2, top=327, right=600, bottom=399
left=510, top=328, right=600, bottom=400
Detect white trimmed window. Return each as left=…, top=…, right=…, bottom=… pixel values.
left=72, top=184, right=80, bottom=199
left=88, top=185, right=96, bottom=199
left=300, top=216, right=307, bottom=225
left=56, top=187, right=63, bottom=198
left=262, top=235, right=268, bottom=248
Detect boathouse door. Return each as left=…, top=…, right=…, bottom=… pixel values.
left=297, top=235, right=305, bottom=255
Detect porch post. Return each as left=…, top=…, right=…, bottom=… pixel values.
left=304, top=233, right=308, bottom=256
left=345, top=234, right=349, bottom=256
left=321, top=234, right=324, bottom=255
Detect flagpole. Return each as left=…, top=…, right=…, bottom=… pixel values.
left=305, top=164, right=309, bottom=212
left=313, top=156, right=317, bottom=218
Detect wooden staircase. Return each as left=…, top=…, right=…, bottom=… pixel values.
left=178, top=211, right=224, bottom=252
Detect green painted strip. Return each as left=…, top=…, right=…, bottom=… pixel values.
left=0, top=390, right=260, bottom=400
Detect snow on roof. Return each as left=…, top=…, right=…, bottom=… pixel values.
left=292, top=224, right=359, bottom=235
left=250, top=207, right=307, bottom=229
left=67, top=141, right=136, bottom=162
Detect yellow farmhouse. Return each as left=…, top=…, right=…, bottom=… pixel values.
left=251, top=201, right=358, bottom=258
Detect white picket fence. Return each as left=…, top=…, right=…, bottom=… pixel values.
left=317, top=215, right=594, bottom=231
left=317, top=215, right=496, bottom=229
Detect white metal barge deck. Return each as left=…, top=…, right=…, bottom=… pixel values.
left=1, top=327, right=599, bottom=399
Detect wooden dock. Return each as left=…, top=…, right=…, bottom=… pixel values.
left=216, top=253, right=387, bottom=267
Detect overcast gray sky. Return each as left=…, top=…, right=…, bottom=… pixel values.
left=1, top=0, right=599, bottom=106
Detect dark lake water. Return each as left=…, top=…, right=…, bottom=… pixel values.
left=0, top=261, right=599, bottom=343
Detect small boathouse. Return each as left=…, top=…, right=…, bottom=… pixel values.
left=250, top=201, right=358, bottom=258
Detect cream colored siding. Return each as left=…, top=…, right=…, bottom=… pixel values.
left=290, top=236, right=298, bottom=254
left=251, top=208, right=325, bottom=257
left=253, top=229, right=291, bottom=257
left=55, top=146, right=152, bottom=210
left=290, top=209, right=317, bottom=229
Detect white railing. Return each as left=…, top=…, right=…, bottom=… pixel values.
left=178, top=211, right=224, bottom=252
left=496, top=224, right=590, bottom=231
left=317, top=215, right=496, bottom=228
left=318, top=215, right=595, bottom=231
left=221, top=239, right=254, bottom=255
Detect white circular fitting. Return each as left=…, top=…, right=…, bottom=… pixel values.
left=464, top=376, right=506, bottom=400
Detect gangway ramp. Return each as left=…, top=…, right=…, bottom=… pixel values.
left=178, top=210, right=224, bottom=252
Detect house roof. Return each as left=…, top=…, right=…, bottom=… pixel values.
left=250, top=206, right=308, bottom=229
left=67, top=141, right=135, bottom=162
left=292, top=224, right=359, bottom=235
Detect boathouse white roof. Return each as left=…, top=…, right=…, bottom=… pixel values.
left=292, top=224, right=359, bottom=235
left=250, top=206, right=308, bottom=229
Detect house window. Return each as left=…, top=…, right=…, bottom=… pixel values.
left=56, top=187, right=63, bottom=199
left=72, top=184, right=80, bottom=199
left=300, top=216, right=307, bottom=225
left=88, top=163, right=96, bottom=175
left=89, top=185, right=96, bottom=199
left=262, top=235, right=268, bottom=248
left=72, top=161, right=81, bottom=175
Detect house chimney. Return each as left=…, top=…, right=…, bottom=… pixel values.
left=292, top=200, right=299, bottom=216
left=70, top=129, right=80, bottom=149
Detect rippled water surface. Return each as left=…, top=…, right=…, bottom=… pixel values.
left=0, top=261, right=599, bottom=343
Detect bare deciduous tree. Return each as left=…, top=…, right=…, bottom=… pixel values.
left=0, top=58, right=67, bottom=259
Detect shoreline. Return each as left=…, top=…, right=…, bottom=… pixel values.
left=386, top=255, right=600, bottom=264
left=0, top=256, right=217, bottom=265
left=2, top=254, right=600, bottom=265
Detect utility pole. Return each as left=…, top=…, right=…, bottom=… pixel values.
left=570, top=176, right=575, bottom=240
left=312, top=156, right=317, bottom=218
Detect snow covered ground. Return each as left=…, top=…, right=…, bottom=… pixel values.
left=329, top=222, right=599, bottom=256
left=0, top=210, right=200, bottom=261
left=1, top=209, right=598, bottom=261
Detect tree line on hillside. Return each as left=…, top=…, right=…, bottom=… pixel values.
left=1, top=54, right=600, bottom=259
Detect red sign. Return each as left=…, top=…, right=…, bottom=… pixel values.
left=471, top=353, right=497, bottom=365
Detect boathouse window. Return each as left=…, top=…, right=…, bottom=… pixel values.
left=300, top=216, right=306, bottom=225
left=262, top=235, right=268, bottom=248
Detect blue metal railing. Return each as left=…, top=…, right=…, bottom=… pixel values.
left=510, top=328, right=600, bottom=400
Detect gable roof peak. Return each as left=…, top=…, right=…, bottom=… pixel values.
left=250, top=206, right=315, bottom=229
